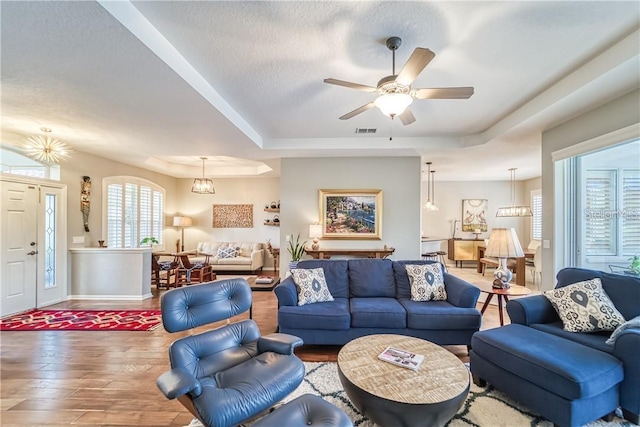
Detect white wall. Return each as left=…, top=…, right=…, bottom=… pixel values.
left=420, top=180, right=537, bottom=250
left=280, top=157, right=421, bottom=271
left=541, top=89, right=640, bottom=289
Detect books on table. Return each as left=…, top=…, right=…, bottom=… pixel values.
left=254, top=276, right=274, bottom=284
left=378, top=346, right=425, bottom=371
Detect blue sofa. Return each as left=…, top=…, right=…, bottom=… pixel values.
left=274, top=258, right=482, bottom=346
left=470, top=267, right=640, bottom=426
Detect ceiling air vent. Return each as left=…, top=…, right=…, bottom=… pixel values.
left=355, top=128, right=377, bottom=134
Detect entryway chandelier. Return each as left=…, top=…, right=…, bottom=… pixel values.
left=22, top=127, right=72, bottom=164
left=496, top=168, right=532, bottom=217
left=423, top=162, right=439, bottom=211
left=191, top=157, right=215, bottom=194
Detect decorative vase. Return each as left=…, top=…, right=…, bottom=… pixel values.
left=289, top=261, right=299, bottom=271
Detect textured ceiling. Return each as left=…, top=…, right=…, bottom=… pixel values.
left=1, top=1, right=639, bottom=180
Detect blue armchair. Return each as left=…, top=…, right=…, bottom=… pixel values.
left=156, top=278, right=306, bottom=427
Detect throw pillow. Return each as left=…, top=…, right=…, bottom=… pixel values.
left=291, top=268, right=334, bottom=306
left=216, top=246, right=237, bottom=259
left=544, top=278, right=625, bottom=333
left=606, top=315, right=640, bottom=346
left=405, top=263, right=447, bottom=302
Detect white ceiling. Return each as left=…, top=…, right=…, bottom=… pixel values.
left=1, top=1, right=639, bottom=181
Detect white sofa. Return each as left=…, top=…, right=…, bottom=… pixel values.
left=190, top=241, right=264, bottom=272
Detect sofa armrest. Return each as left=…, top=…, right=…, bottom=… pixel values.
left=506, top=295, right=559, bottom=326
left=274, top=276, right=299, bottom=307
left=250, top=249, right=265, bottom=269
left=443, top=273, right=480, bottom=308
left=156, top=367, right=202, bottom=399
left=258, top=333, right=304, bottom=355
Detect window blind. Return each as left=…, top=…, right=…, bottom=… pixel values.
left=584, top=170, right=616, bottom=256
left=531, top=191, right=542, bottom=240
left=622, top=169, right=640, bottom=255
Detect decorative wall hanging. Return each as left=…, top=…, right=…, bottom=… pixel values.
left=462, top=199, right=488, bottom=232
left=212, top=204, right=253, bottom=228
left=319, top=189, right=382, bottom=240
left=81, top=176, right=91, bottom=232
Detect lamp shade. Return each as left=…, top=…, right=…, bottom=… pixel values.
left=374, top=93, right=413, bottom=117
left=485, top=228, right=524, bottom=258
left=173, top=216, right=193, bottom=227
left=309, top=224, right=323, bottom=239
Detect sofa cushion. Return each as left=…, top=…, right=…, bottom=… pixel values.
left=291, top=268, right=334, bottom=306
left=277, top=298, right=350, bottom=330
left=217, top=257, right=252, bottom=265
left=556, top=268, right=640, bottom=321
left=296, top=260, right=349, bottom=298
left=217, top=246, right=237, bottom=259
left=392, top=260, right=439, bottom=299
left=349, top=297, right=406, bottom=328
left=530, top=321, right=613, bottom=354
left=197, top=241, right=223, bottom=255
left=405, top=263, right=447, bottom=301
left=399, top=299, right=481, bottom=330
left=544, top=278, right=625, bottom=333
left=471, top=324, right=623, bottom=400
left=348, top=259, right=395, bottom=298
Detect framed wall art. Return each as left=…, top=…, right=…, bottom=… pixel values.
left=319, top=189, right=382, bottom=240
left=212, top=204, right=253, bottom=228
left=462, top=199, right=488, bottom=232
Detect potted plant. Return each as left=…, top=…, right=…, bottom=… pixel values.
left=287, top=233, right=307, bottom=270
left=140, top=237, right=159, bottom=247
left=628, top=255, right=640, bottom=275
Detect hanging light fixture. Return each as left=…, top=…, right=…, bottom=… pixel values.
left=496, top=168, right=532, bottom=217
left=22, top=127, right=72, bottom=164
left=191, top=157, right=215, bottom=194
left=423, top=162, right=439, bottom=211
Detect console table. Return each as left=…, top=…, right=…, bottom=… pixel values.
left=304, top=247, right=395, bottom=259
left=447, top=239, right=483, bottom=267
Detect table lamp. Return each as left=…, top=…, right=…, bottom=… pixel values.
left=485, top=228, right=524, bottom=289
left=309, top=224, right=322, bottom=250
left=173, top=216, right=193, bottom=252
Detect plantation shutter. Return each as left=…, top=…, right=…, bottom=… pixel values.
left=622, top=169, right=640, bottom=255
left=531, top=191, right=542, bottom=240
left=104, top=178, right=165, bottom=249
left=584, top=170, right=616, bottom=256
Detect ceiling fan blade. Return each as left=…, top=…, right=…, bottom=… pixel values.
left=396, top=48, right=435, bottom=86
left=339, top=102, right=376, bottom=120
left=413, top=87, right=475, bottom=99
left=399, top=108, right=416, bottom=126
left=324, top=78, right=377, bottom=93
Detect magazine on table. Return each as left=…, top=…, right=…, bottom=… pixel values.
left=254, top=276, right=274, bottom=284
left=378, top=346, right=424, bottom=371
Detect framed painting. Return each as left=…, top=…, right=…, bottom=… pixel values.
left=212, top=204, right=253, bottom=228
left=462, top=199, right=488, bottom=232
left=319, top=189, right=382, bottom=240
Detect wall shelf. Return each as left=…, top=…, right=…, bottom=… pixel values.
left=264, top=208, right=280, bottom=213
left=264, top=222, right=280, bottom=227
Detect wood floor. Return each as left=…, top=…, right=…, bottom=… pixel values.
left=0, top=266, right=522, bottom=426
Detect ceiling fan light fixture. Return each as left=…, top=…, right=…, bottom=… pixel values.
left=374, top=93, right=413, bottom=118
left=191, top=157, right=215, bottom=194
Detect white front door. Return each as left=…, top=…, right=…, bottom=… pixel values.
left=1, top=181, right=38, bottom=316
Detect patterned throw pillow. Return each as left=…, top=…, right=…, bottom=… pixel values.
left=544, top=278, right=625, bottom=333
left=216, top=247, right=237, bottom=259
left=291, top=268, right=334, bottom=306
left=405, top=263, right=447, bottom=301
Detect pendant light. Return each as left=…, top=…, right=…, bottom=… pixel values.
left=22, top=127, right=72, bottom=164
left=496, top=168, right=532, bottom=217
left=191, top=157, right=215, bottom=194
left=424, top=162, right=439, bottom=211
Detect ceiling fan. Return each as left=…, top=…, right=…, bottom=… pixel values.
left=324, top=37, right=474, bottom=125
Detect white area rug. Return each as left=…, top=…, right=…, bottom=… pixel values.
left=187, top=361, right=633, bottom=426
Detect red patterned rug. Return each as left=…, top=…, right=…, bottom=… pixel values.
left=0, top=309, right=163, bottom=331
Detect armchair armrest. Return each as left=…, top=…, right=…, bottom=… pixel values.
left=258, top=333, right=304, bottom=355
left=506, top=295, right=559, bottom=326
left=274, top=276, right=299, bottom=307
left=250, top=249, right=265, bottom=269
left=156, top=367, right=202, bottom=399
left=444, top=273, right=481, bottom=308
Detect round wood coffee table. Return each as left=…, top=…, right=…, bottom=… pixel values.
left=475, top=282, right=532, bottom=326
left=337, top=334, right=469, bottom=427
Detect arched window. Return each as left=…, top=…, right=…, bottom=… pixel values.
left=102, top=176, right=165, bottom=249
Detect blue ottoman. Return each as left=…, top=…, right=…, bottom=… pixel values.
left=470, top=324, right=623, bottom=427
left=252, top=394, right=352, bottom=427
